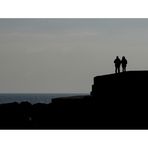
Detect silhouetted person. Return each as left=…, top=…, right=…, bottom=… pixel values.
left=121, top=56, right=127, bottom=72
left=114, top=56, right=121, bottom=73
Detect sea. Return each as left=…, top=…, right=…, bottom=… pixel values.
left=0, top=93, right=89, bottom=104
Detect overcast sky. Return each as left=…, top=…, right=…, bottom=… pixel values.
left=0, top=19, right=148, bottom=93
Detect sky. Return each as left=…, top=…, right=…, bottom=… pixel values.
left=0, top=19, right=148, bottom=93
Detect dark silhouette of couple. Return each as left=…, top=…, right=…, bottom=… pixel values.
left=114, top=56, right=127, bottom=73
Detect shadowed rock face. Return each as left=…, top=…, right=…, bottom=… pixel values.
left=90, top=71, right=148, bottom=128
left=91, top=71, right=148, bottom=98
left=0, top=71, right=148, bottom=129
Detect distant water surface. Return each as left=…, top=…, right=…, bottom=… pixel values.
left=0, top=93, right=89, bottom=104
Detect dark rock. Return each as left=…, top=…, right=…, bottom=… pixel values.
left=0, top=71, right=148, bottom=129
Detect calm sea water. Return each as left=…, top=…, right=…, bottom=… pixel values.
left=0, top=93, right=89, bottom=104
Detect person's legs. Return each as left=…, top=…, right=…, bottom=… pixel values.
left=123, top=66, right=126, bottom=72
left=124, top=66, right=126, bottom=72
left=115, top=66, right=117, bottom=73
left=118, top=66, right=120, bottom=73
left=122, top=66, right=124, bottom=72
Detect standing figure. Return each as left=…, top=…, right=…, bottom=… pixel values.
left=121, top=56, right=127, bottom=72
left=114, top=56, right=121, bottom=73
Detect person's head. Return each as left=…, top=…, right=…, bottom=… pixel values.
left=116, top=56, right=119, bottom=59
left=122, top=56, right=125, bottom=59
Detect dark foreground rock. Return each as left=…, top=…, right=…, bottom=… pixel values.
left=0, top=71, right=148, bottom=129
